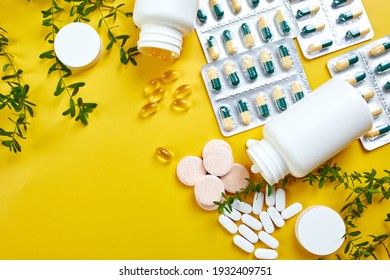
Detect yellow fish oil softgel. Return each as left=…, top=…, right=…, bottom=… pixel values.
left=149, top=88, right=166, bottom=103
left=327, top=35, right=390, bottom=151
left=160, top=70, right=180, bottom=83
left=140, top=102, right=159, bottom=118
left=174, top=84, right=193, bottom=99
left=155, top=147, right=174, bottom=162
left=143, top=79, right=160, bottom=96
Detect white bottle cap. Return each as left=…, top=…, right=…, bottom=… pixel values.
left=295, top=205, right=345, bottom=256
left=137, top=23, right=182, bottom=62
left=54, top=22, right=103, bottom=71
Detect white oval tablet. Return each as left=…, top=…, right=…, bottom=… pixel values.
left=295, top=205, right=345, bottom=256
left=238, top=224, right=259, bottom=243
left=275, top=188, right=286, bottom=212
left=241, top=214, right=262, bottom=231
left=218, top=215, right=238, bottom=234
left=265, top=185, right=276, bottom=207
left=223, top=208, right=242, bottom=222
left=254, top=248, right=278, bottom=259
left=281, top=202, right=303, bottom=220
left=259, top=211, right=274, bottom=234
left=258, top=231, right=279, bottom=249
left=233, top=235, right=255, bottom=253
left=252, top=192, right=264, bottom=215
left=267, top=206, right=285, bottom=228
left=54, top=22, right=103, bottom=70
left=232, top=199, right=252, bottom=214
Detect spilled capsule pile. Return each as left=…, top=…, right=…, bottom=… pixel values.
left=218, top=185, right=303, bottom=259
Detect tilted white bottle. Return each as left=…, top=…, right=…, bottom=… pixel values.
left=247, top=78, right=374, bottom=185
left=133, top=0, right=198, bottom=62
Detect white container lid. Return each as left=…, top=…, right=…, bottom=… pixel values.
left=54, top=22, right=103, bottom=71
left=295, top=205, right=345, bottom=256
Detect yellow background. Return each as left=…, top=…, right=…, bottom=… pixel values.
left=0, top=0, right=389, bottom=260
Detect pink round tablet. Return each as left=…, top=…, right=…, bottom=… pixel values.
left=194, top=175, right=225, bottom=210
left=220, top=163, right=250, bottom=193
left=202, top=140, right=234, bottom=176
left=176, top=156, right=207, bottom=186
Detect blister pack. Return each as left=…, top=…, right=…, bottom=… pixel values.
left=201, top=38, right=311, bottom=137
left=327, top=35, right=390, bottom=151
left=286, top=0, right=374, bottom=59
left=196, top=0, right=299, bottom=62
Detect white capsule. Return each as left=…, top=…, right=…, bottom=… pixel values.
left=258, top=231, right=279, bottom=249
left=238, top=224, right=259, bottom=243
left=233, top=235, right=255, bottom=253
left=259, top=211, right=274, bottom=234
left=275, top=188, right=286, bottom=212
left=232, top=199, right=253, bottom=214
left=241, top=214, right=263, bottom=231
left=267, top=206, right=285, bottom=228
left=218, top=215, right=238, bottom=234
left=224, top=207, right=242, bottom=221
left=265, top=185, right=276, bottom=206
left=252, top=192, right=264, bottom=214
left=254, top=248, right=278, bottom=259
left=281, top=202, right=303, bottom=219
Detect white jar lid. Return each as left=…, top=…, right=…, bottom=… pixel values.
left=295, top=205, right=345, bottom=256
left=54, top=22, right=103, bottom=71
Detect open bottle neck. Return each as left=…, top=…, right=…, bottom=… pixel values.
left=246, top=139, right=290, bottom=185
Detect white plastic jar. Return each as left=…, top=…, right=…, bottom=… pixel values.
left=247, top=78, right=374, bottom=185
left=133, top=0, right=198, bottom=62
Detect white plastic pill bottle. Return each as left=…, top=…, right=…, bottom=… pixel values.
left=247, top=78, right=374, bottom=185
left=133, top=0, right=198, bottom=62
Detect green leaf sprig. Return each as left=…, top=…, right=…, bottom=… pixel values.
left=302, top=164, right=390, bottom=260
left=40, top=0, right=97, bottom=125
left=65, top=0, right=139, bottom=65
left=0, top=27, right=35, bottom=153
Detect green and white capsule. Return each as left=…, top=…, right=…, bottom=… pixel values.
left=333, top=54, right=359, bottom=71
left=209, top=0, right=224, bottom=19
left=197, top=4, right=208, bottom=23
left=255, top=93, right=270, bottom=118
left=369, top=41, right=390, bottom=57
left=291, top=81, right=305, bottom=102
left=249, top=0, right=260, bottom=7
left=301, top=22, right=325, bottom=36
left=331, top=0, right=353, bottom=9
left=361, top=89, right=375, bottom=101
left=296, top=5, right=320, bottom=19
left=222, top=30, right=238, bottom=54
left=345, top=26, right=371, bottom=40
left=308, top=39, right=333, bottom=54
left=337, top=8, right=363, bottom=23
left=385, top=81, right=390, bottom=91
left=273, top=87, right=287, bottom=112
left=365, top=123, right=390, bottom=138
left=346, top=71, right=366, bottom=85
left=376, top=60, right=390, bottom=73
left=224, top=61, right=240, bottom=86
left=237, top=99, right=252, bottom=125
left=229, top=0, right=242, bottom=14
left=258, top=16, right=273, bottom=42
left=242, top=55, right=258, bottom=80
left=219, top=106, right=235, bottom=131
left=260, top=49, right=275, bottom=74
left=278, top=45, right=292, bottom=69
left=240, top=23, right=255, bottom=48
left=370, top=104, right=382, bottom=117
left=275, top=10, right=291, bottom=35
left=207, top=36, right=220, bottom=61
left=207, top=67, right=222, bottom=91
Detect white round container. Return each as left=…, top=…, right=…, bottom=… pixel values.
left=247, top=78, right=373, bottom=185
left=54, top=22, right=103, bottom=71
left=295, top=205, right=345, bottom=256
left=133, top=0, right=198, bottom=62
